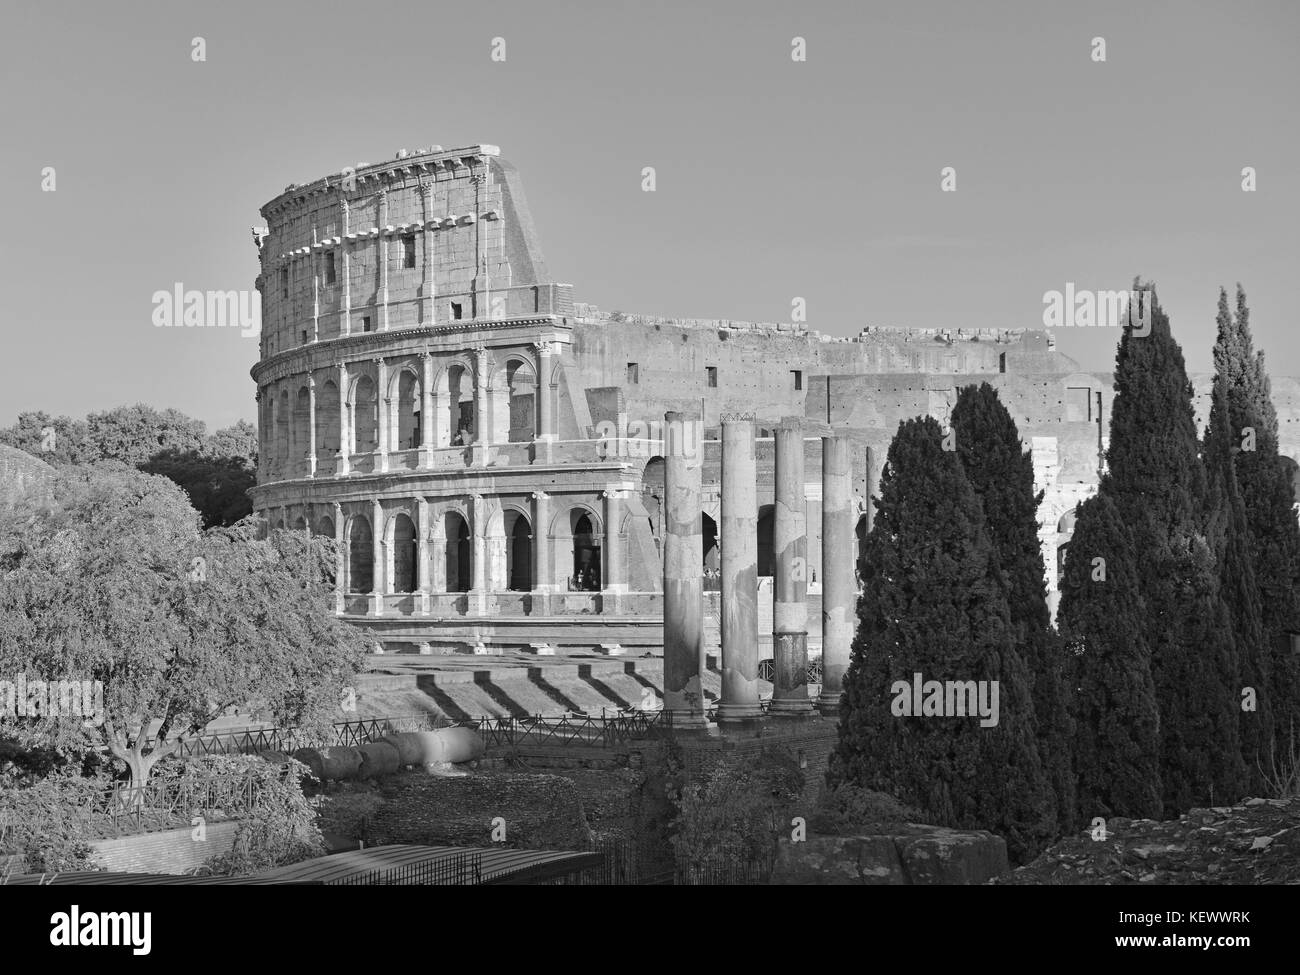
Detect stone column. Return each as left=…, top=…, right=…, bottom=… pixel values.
left=819, top=434, right=854, bottom=714
left=718, top=414, right=762, bottom=723
left=473, top=347, right=490, bottom=460
left=662, top=411, right=708, bottom=728
left=306, top=377, right=318, bottom=478
left=532, top=490, right=550, bottom=615
left=420, top=352, right=435, bottom=466
left=420, top=181, right=436, bottom=324
left=312, top=233, right=320, bottom=341
left=603, top=489, right=625, bottom=614
left=374, top=357, right=389, bottom=472
left=416, top=497, right=430, bottom=615
left=772, top=417, right=813, bottom=714
left=370, top=498, right=384, bottom=616
left=255, top=389, right=265, bottom=481
left=332, top=502, right=345, bottom=613
left=535, top=341, right=554, bottom=440
left=377, top=188, right=390, bottom=331
left=340, top=198, right=351, bottom=336
left=336, top=361, right=351, bottom=475
left=470, top=494, right=488, bottom=615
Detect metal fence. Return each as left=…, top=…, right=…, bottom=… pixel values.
left=330, top=852, right=483, bottom=885
left=757, top=658, right=823, bottom=683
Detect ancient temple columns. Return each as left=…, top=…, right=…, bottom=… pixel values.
left=818, top=433, right=854, bottom=714
left=718, top=415, right=762, bottom=723
left=420, top=352, right=435, bottom=464
left=306, top=378, right=317, bottom=478
left=473, top=348, right=491, bottom=452
left=536, top=342, right=555, bottom=441
left=416, top=498, right=431, bottom=614
left=662, top=411, right=708, bottom=728
left=337, top=362, right=351, bottom=474
left=603, top=489, right=625, bottom=613
left=532, top=490, right=551, bottom=614
left=370, top=498, right=385, bottom=616
left=771, top=417, right=814, bottom=714
left=333, top=502, right=345, bottom=614
left=374, top=358, right=390, bottom=472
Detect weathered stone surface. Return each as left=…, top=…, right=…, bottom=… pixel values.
left=772, top=827, right=1009, bottom=885
left=1001, top=797, right=1300, bottom=885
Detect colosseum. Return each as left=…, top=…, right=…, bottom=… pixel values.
left=249, top=143, right=1300, bottom=676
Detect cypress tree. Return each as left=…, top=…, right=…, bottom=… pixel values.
left=1211, top=284, right=1300, bottom=780
left=1102, top=283, right=1244, bottom=812
left=1057, top=493, right=1162, bottom=820
left=829, top=416, right=1054, bottom=862
left=950, top=381, right=1076, bottom=834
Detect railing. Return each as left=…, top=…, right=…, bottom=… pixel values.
left=330, top=852, right=484, bottom=885
left=756, top=659, right=823, bottom=683
left=152, top=713, right=440, bottom=759
left=466, top=710, right=667, bottom=749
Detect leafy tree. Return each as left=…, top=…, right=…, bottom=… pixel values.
left=140, top=451, right=255, bottom=528
left=85, top=405, right=207, bottom=467
left=0, top=464, right=368, bottom=792
left=829, top=416, right=1053, bottom=862
left=1102, top=283, right=1244, bottom=811
left=1057, top=494, right=1162, bottom=820
left=0, top=411, right=94, bottom=466
left=950, top=382, right=1076, bottom=834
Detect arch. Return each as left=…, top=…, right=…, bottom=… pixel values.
left=317, top=514, right=336, bottom=539
left=352, top=374, right=378, bottom=453
left=756, top=504, right=775, bottom=577
left=504, top=357, right=537, bottom=443
left=504, top=509, right=532, bottom=591
left=444, top=510, right=471, bottom=592
left=275, top=388, right=290, bottom=473
left=348, top=515, right=373, bottom=593
left=641, top=456, right=665, bottom=548
left=702, top=512, right=719, bottom=583
left=292, top=515, right=307, bottom=531
left=440, top=361, right=474, bottom=446
left=293, top=386, right=311, bottom=476
left=1057, top=507, right=1077, bottom=535
left=571, top=510, right=602, bottom=591
left=394, top=369, right=422, bottom=451
left=316, top=379, right=341, bottom=456
left=391, top=513, right=417, bottom=593
left=1056, top=542, right=1070, bottom=587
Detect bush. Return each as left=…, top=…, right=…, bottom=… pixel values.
left=810, top=783, right=921, bottom=835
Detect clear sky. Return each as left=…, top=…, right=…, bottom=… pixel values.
left=1, top=0, right=1296, bottom=430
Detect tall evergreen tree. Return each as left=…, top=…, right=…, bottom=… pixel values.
left=1057, top=493, right=1162, bottom=820
left=1102, top=283, right=1244, bottom=812
left=950, top=382, right=1076, bottom=834
left=1210, top=284, right=1300, bottom=779
left=828, top=416, right=1054, bottom=862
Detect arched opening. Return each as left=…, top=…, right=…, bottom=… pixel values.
left=855, top=514, right=868, bottom=587
left=1056, top=543, right=1069, bottom=588
left=352, top=375, right=378, bottom=454
left=447, top=364, right=474, bottom=446
left=1057, top=508, right=1077, bottom=536
left=642, top=457, right=665, bottom=553
left=293, top=515, right=307, bottom=531
left=396, top=371, right=421, bottom=451
left=756, top=505, right=775, bottom=577
left=504, top=510, right=532, bottom=591
left=571, top=511, right=601, bottom=591
left=294, top=387, right=311, bottom=476
left=444, top=511, right=471, bottom=592
left=506, top=360, right=536, bottom=443
left=318, top=515, right=337, bottom=586
left=392, top=513, right=417, bottom=593
left=702, top=512, right=719, bottom=588
left=316, top=380, right=340, bottom=457
left=275, top=390, right=290, bottom=473
left=348, top=516, right=374, bottom=594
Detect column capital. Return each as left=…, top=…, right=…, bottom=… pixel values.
left=307, top=376, right=316, bottom=389
left=602, top=489, right=625, bottom=501
left=531, top=490, right=550, bottom=501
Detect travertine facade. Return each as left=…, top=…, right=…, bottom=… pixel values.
left=250, top=145, right=1300, bottom=656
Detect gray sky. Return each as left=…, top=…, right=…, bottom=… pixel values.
left=2, top=0, right=1296, bottom=430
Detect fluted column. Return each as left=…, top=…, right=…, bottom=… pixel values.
left=420, top=352, right=435, bottom=466
left=340, top=198, right=351, bottom=336
left=772, top=417, right=813, bottom=714
left=336, top=362, right=350, bottom=475
left=370, top=498, right=384, bottom=617
left=718, top=414, right=762, bottom=723
left=473, top=347, right=490, bottom=461
left=535, top=341, right=555, bottom=440
left=818, top=434, right=854, bottom=714
left=306, top=377, right=318, bottom=478
left=416, top=497, right=430, bottom=615
left=374, top=357, right=389, bottom=472
left=532, top=490, right=550, bottom=615
left=470, top=494, right=488, bottom=615
left=663, top=411, right=708, bottom=728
